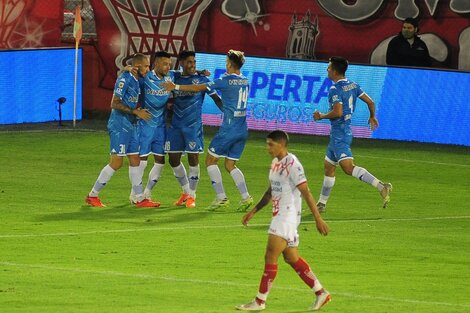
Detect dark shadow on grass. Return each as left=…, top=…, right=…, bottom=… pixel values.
left=34, top=203, right=210, bottom=225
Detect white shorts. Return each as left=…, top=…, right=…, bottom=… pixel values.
left=268, top=218, right=300, bottom=248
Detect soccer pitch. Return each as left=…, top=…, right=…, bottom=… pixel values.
left=1, top=125, right=469, bottom=313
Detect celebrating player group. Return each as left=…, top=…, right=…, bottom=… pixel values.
left=84, top=49, right=392, bottom=311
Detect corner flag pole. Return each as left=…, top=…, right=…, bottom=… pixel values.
left=73, top=6, right=82, bottom=128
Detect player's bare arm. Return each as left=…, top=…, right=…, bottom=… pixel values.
left=210, top=93, right=223, bottom=112
left=297, top=182, right=329, bottom=236
left=161, top=81, right=207, bottom=92
left=242, top=186, right=272, bottom=226
left=111, top=95, right=151, bottom=121
left=121, top=65, right=139, bottom=77
left=359, top=93, right=379, bottom=130
left=313, top=103, right=343, bottom=121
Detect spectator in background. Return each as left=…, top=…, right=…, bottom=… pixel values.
left=386, top=17, right=432, bottom=67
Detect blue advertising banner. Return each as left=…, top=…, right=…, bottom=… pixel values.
left=0, top=48, right=82, bottom=125
left=196, top=52, right=469, bottom=146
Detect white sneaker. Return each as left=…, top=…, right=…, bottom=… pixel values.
left=235, top=299, right=265, bottom=311
left=379, top=182, right=393, bottom=208
left=310, top=290, right=331, bottom=311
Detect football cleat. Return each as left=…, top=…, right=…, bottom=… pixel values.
left=380, top=182, right=393, bottom=208
left=174, top=193, right=191, bottom=206
left=235, top=299, right=265, bottom=311
left=85, top=196, right=106, bottom=207
left=317, top=202, right=326, bottom=213
left=135, top=198, right=160, bottom=208
left=208, top=197, right=229, bottom=211
left=310, top=290, right=331, bottom=311
left=185, top=196, right=196, bottom=208
left=236, top=196, right=254, bottom=212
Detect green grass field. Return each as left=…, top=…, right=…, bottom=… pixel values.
left=1, top=124, right=469, bottom=313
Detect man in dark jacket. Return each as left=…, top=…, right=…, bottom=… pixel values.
left=386, top=17, right=432, bottom=67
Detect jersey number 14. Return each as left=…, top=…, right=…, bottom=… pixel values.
left=237, top=87, right=249, bottom=110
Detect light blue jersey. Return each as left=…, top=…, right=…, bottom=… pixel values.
left=165, top=73, right=215, bottom=153
left=206, top=73, right=249, bottom=160
left=141, top=70, right=174, bottom=127
left=206, top=73, right=249, bottom=131
left=107, top=71, right=140, bottom=155
left=172, top=73, right=214, bottom=128
left=108, top=72, right=140, bottom=131
left=138, top=70, right=174, bottom=156
left=325, top=78, right=365, bottom=164
left=328, top=78, right=364, bottom=129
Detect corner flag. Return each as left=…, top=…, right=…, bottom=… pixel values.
left=73, top=6, right=82, bottom=43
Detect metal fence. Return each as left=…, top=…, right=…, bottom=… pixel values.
left=62, top=0, right=97, bottom=41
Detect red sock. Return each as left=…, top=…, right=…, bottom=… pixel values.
left=292, top=257, right=317, bottom=289
left=256, top=263, right=278, bottom=304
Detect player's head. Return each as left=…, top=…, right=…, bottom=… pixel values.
left=178, top=50, right=196, bottom=75
left=402, top=17, right=419, bottom=39
left=327, top=56, right=348, bottom=80
left=131, top=53, right=150, bottom=77
left=266, top=130, right=289, bottom=157
left=226, top=49, right=245, bottom=72
left=153, top=51, right=172, bottom=76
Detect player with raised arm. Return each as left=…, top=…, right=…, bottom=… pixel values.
left=313, top=56, right=392, bottom=212
left=162, top=49, right=253, bottom=212
left=236, top=130, right=330, bottom=311
left=85, top=53, right=155, bottom=208
left=167, top=50, right=223, bottom=208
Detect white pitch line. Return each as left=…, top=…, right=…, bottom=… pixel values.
left=0, top=261, right=468, bottom=309
left=0, top=216, right=469, bottom=239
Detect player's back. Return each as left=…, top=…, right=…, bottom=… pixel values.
left=207, top=73, right=249, bottom=131
left=108, top=71, right=140, bottom=131
left=142, top=70, right=174, bottom=127
left=172, top=73, right=211, bottom=128
left=328, top=78, right=364, bottom=128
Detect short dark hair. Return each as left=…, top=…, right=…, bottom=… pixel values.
left=329, top=56, right=348, bottom=75
left=227, top=49, right=245, bottom=69
left=154, top=51, right=171, bottom=59
left=131, top=53, right=147, bottom=65
left=403, top=17, right=419, bottom=29
left=179, top=50, right=196, bottom=60
left=267, top=130, right=289, bottom=145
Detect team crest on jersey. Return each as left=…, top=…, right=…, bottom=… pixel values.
left=192, top=78, right=200, bottom=84
left=272, top=158, right=295, bottom=176
left=189, top=141, right=196, bottom=150
left=164, top=76, right=172, bottom=82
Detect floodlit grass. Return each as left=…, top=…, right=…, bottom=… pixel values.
left=0, top=125, right=469, bottom=312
